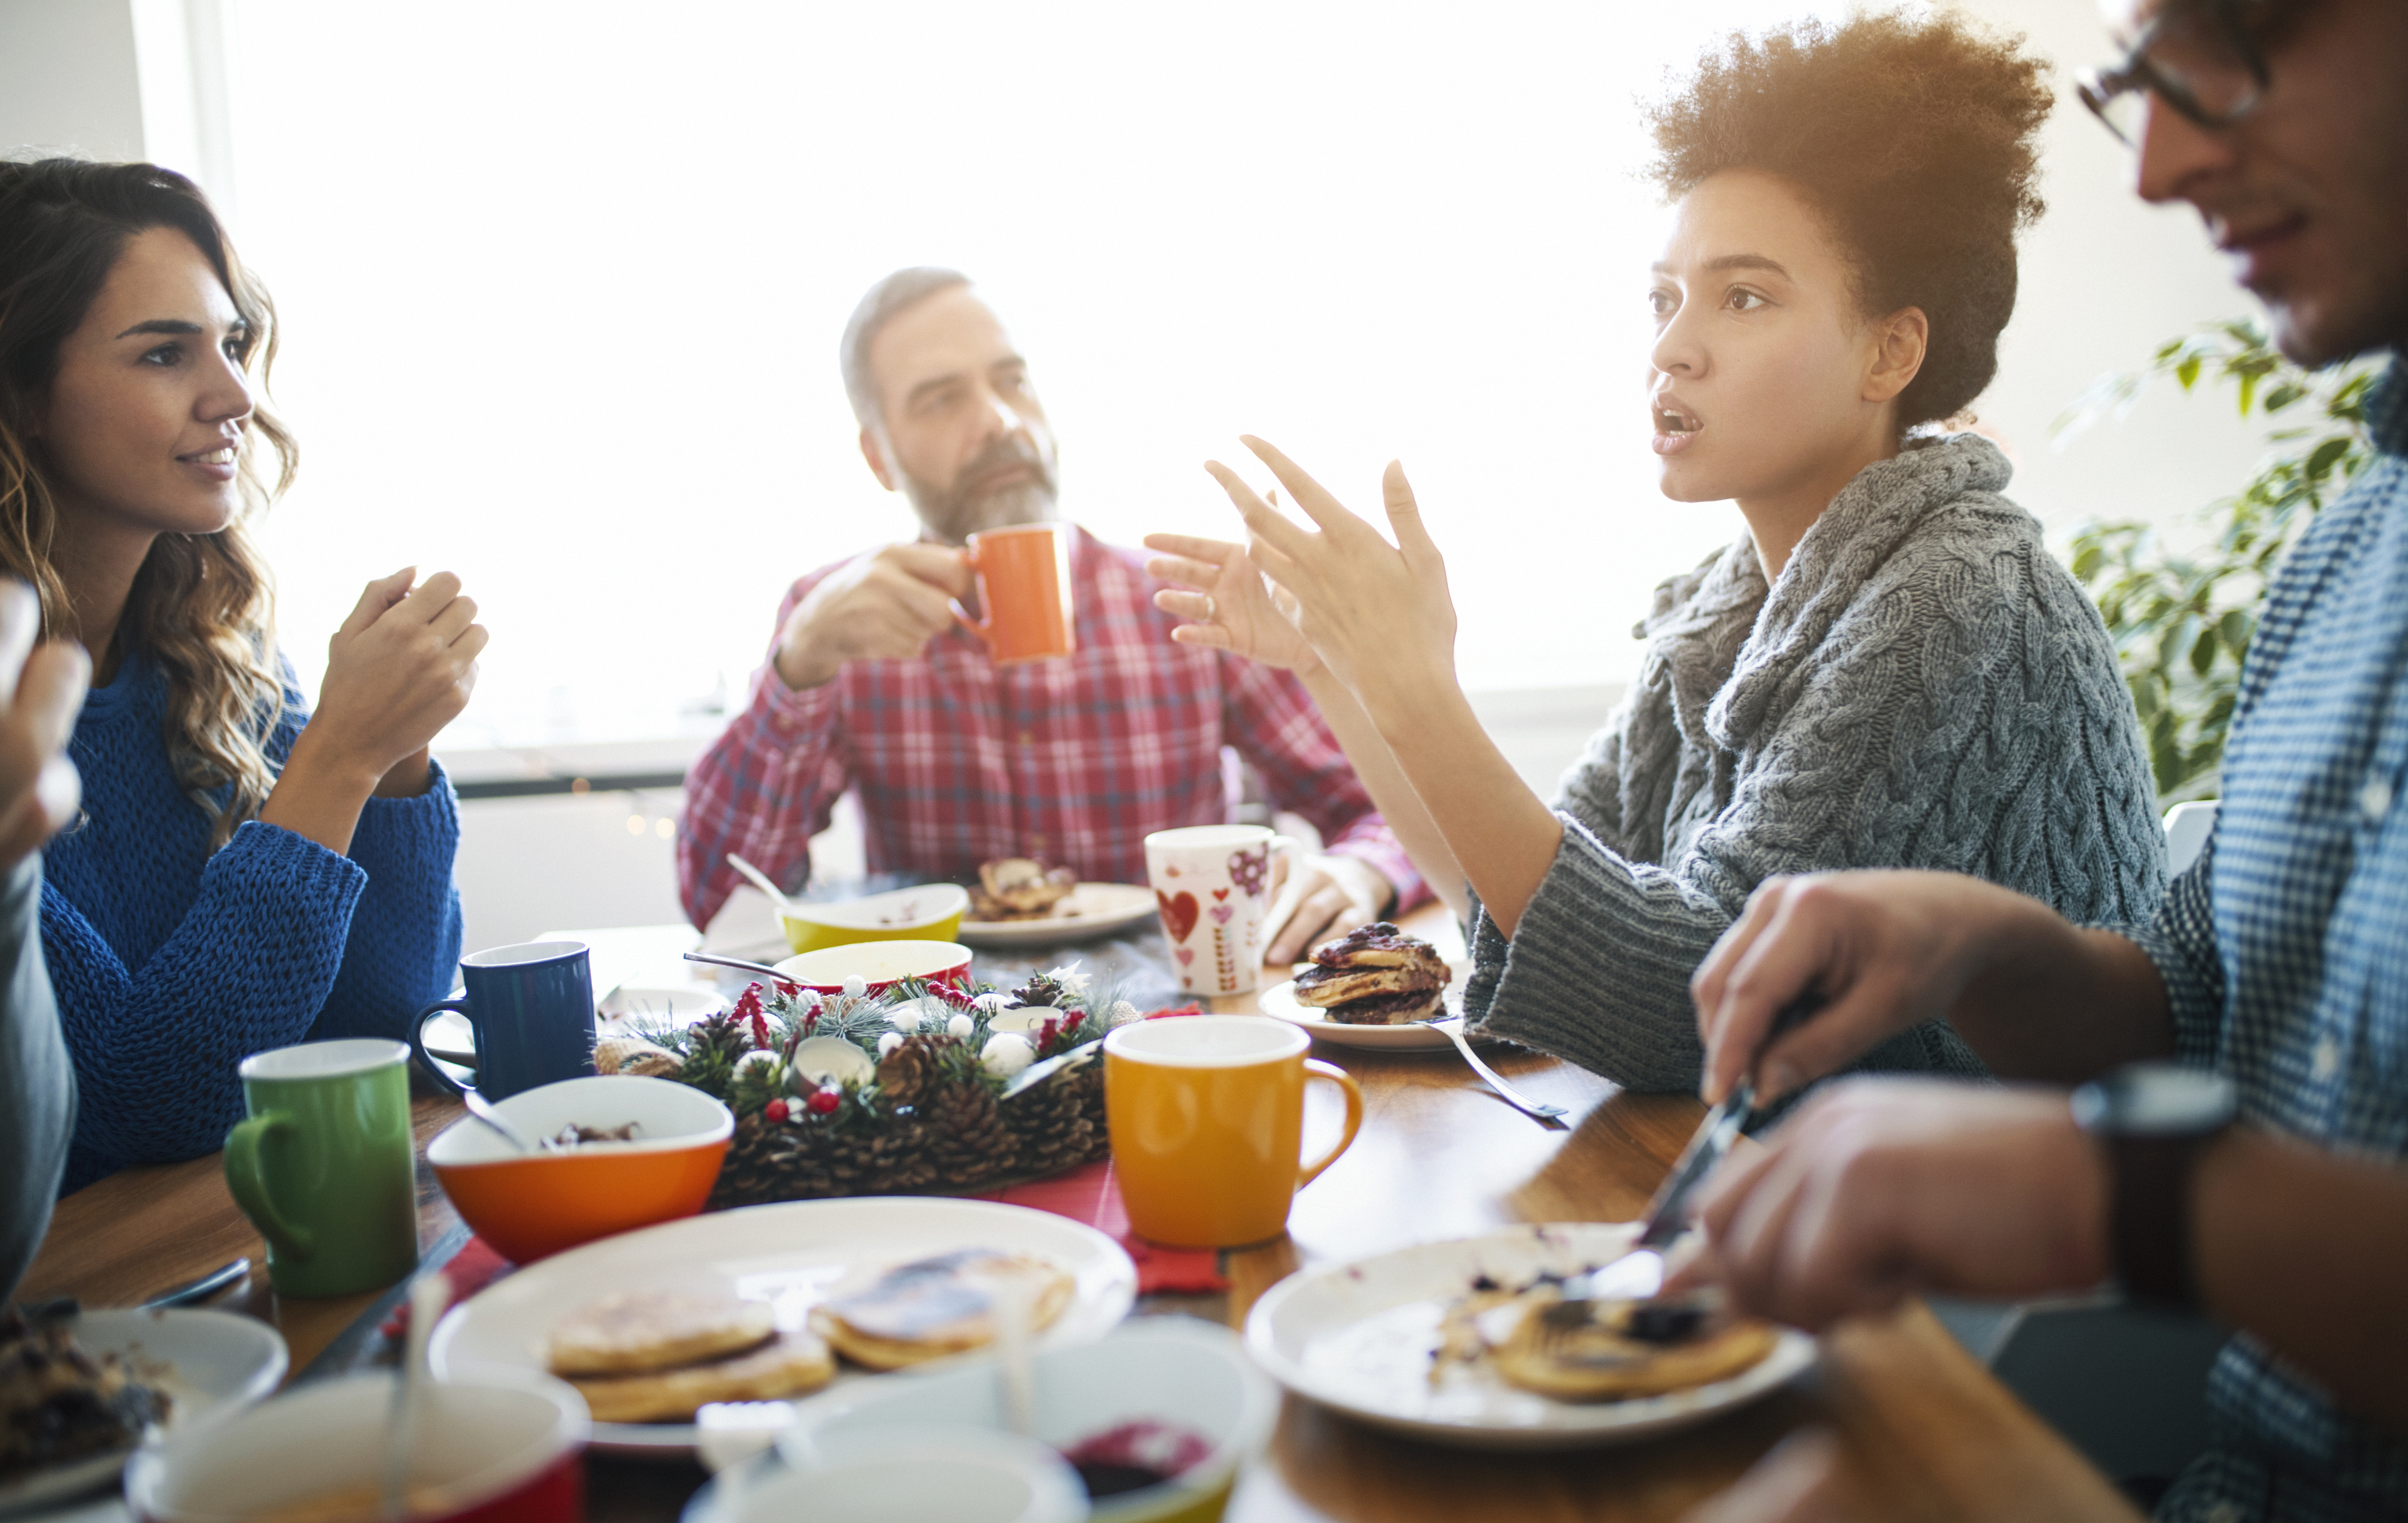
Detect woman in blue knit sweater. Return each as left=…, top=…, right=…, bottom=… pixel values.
left=0, top=160, right=487, bottom=1191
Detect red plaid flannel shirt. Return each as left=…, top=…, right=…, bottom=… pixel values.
left=677, top=526, right=1427, bottom=928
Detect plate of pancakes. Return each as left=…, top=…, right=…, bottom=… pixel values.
left=428, top=1197, right=1137, bottom=1454
left=1245, top=1222, right=1815, bottom=1449
left=955, top=860, right=1160, bottom=949
left=1256, top=922, right=1480, bottom=1050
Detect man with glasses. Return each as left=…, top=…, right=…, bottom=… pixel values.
left=1677, top=0, right=2408, bottom=1518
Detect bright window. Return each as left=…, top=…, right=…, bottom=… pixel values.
left=225, top=0, right=1836, bottom=748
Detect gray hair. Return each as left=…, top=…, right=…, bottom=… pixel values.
left=839, top=266, right=972, bottom=427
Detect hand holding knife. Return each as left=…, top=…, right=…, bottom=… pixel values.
left=1573, top=991, right=1827, bottom=1302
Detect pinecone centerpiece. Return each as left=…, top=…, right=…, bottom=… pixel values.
left=595, top=963, right=1141, bottom=1207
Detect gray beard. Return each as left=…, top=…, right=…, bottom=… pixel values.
left=901, top=441, right=1061, bottom=545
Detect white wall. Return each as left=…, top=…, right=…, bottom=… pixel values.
left=0, top=0, right=146, bottom=161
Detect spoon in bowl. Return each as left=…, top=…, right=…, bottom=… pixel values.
left=461, top=1088, right=544, bottom=1155
left=725, top=854, right=798, bottom=919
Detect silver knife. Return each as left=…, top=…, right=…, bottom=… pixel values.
left=1573, top=991, right=1826, bottom=1302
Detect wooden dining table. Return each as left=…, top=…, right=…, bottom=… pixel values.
left=17, top=902, right=2145, bottom=1522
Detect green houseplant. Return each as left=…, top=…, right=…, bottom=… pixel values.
left=2057, top=320, right=2383, bottom=804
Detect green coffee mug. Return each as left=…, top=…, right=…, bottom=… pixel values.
left=223, top=1038, right=419, bottom=1298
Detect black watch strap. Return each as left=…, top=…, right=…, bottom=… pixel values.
left=2103, top=1132, right=2202, bottom=1309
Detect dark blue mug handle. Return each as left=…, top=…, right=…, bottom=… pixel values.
left=410, top=997, right=473, bottom=1099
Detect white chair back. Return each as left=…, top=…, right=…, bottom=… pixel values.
left=2163, top=801, right=2218, bottom=876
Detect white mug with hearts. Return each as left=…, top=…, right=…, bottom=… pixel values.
left=1143, top=824, right=1295, bottom=997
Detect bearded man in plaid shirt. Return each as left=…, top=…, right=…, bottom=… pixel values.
left=1665, top=2, right=2408, bottom=1519
left=678, top=270, right=1424, bottom=953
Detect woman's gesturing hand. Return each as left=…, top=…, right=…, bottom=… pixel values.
left=1202, top=438, right=1458, bottom=725
left=1141, top=530, right=1318, bottom=674
left=310, top=567, right=488, bottom=790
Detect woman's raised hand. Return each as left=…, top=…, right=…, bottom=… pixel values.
left=310, top=568, right=487, bottom=793
left=1202, top=438, right=1458, bottom=725
left=1141, top=529, right=1319, bottom=674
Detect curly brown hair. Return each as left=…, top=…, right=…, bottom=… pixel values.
left=1644, top=10, right=2054, bottom=431
left=0, top=158, right=296, bottom=848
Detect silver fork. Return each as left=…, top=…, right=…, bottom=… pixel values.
left=1418, top=1016, right=1569, bottom=1122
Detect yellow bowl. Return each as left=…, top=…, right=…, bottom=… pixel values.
left=780, top=883, right=969, bottom=955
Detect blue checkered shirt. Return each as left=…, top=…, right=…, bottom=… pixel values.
left=2123, top=356, right=2408, bottom=1523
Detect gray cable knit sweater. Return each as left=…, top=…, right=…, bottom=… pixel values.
left=1464, top=433, right=2166, bottom=1090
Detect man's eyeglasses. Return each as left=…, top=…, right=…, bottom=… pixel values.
left=2077, top=0, right=2272, bottom=145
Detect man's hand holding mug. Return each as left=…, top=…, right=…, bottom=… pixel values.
left=774, top=543, right=975, bottom=691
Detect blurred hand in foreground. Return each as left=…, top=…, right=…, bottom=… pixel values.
left=1667, top=1079, right=2108, bottom=1331
left=0, top=580, right=87, bottom=870
left=1691, top=870, right=2044, bottom=1105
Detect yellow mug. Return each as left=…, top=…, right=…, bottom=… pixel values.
left=1104, top=1016, right=1363, bottom=1248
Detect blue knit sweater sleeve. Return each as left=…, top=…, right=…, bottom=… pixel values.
left=46, top=821, right=367, bottom=1171
left=319, top=759, right=465, bottom=1042
left=47, top=656, right=464, bottom=1187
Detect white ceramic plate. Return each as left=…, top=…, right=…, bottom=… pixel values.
left=0, top=1308, right=288, bottom=1513
left=955, top=883, right=1160, bottom=949
left=1255, top=960, right=1482, bottom=1050
left=1244, top=1223, right=1815, bottom=1450
left=428, top=1197, right=1138, bottom=1456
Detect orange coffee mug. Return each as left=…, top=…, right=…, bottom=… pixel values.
left=1104, top=1015, right=1363, bottom=1248
left=956, top=523, right=1075, bottom=664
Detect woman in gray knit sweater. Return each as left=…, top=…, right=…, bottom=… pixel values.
left=1146, top=12, right=2165, bottom=1092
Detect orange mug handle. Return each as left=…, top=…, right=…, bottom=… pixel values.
left=949, top=543, right=993, bottom=644
left=1297, top=1058, right=1364, bottom=1190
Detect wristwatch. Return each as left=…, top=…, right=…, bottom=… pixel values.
left=2069, top=1061, right=2237, bottom=1310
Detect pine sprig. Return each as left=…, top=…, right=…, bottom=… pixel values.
left=649, top=969, right=1104, bottom=1120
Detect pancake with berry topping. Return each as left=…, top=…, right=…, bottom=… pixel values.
left=1292, top=922, right=1452, bottom=1025
left=810, top=1249, right=1073, bottom=1370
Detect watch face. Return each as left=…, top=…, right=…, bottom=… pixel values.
left=2088, top=1062, right=2239, bottom=1136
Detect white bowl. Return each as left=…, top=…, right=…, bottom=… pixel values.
left=728, top=1428, right=1087, bottom=1523
left=126, top=1370, right=588, bottom=1522
left=783, top=1317, right=1275, bottom=1523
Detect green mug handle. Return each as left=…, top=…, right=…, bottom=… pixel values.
left=224, top=1111, right=315, bottom=1261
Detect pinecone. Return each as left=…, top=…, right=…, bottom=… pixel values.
left=1011, top=971, right=1067, bottom=1009
left=924, top=1077, right=1015, bottom=1192
left=594, top=1034, right=680, bottom=1079
left=877, top=1034, right=955, bottom=1109
left=1001, top=1065, right=1106, bottom=1181
left=709, top=1116, right=802, bottom=1207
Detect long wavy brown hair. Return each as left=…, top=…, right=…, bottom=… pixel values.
left=0, top=159, right=296, bottom=848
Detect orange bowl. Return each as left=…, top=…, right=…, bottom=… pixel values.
left=428, top=1076, right=732, bottom=1263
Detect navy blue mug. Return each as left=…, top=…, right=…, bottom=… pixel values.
left=410, top=941, right=597, bottom=1100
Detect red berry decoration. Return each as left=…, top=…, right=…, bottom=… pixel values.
left=807, top=1087, right=841, bottom=1116
left=763, top=1098, right=790, bottom=1123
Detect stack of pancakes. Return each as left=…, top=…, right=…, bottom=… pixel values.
left=544, top=1291, right=833, bottom=1423
left=811, top=1249, right=1074, bottom=1369
left=1292, top=922, right=1453, bottom=1024
left=969, top=858, right=1078, bottom=921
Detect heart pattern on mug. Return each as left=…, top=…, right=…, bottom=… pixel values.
left=1157, top=889, right=1200, bottom=943
left=1212, top=888, right=1229, bottom=901
left=1209, top=904, right=1234, bottom=925
left=1175, top=946, right=1196, bottom=966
